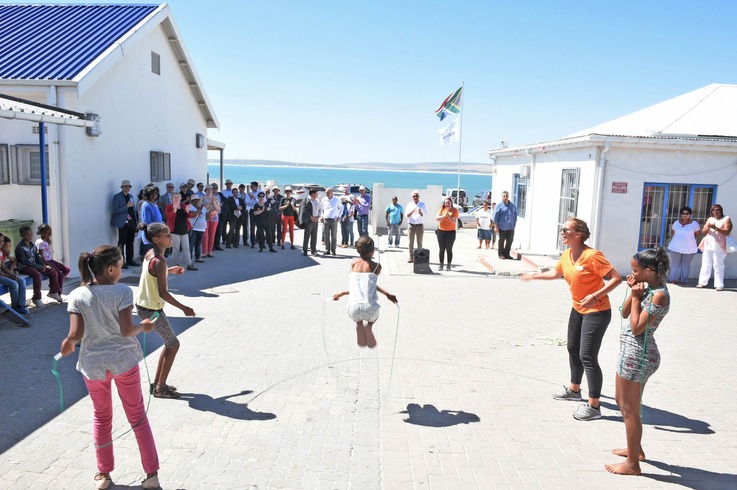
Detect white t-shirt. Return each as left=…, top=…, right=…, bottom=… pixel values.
left=668, top=220, right=700, bottom=254
left=67, top=284, right=142, bottom=380
left=406, top=201, right=427, bottom=225
left=475, top=208, right=493, bottom=230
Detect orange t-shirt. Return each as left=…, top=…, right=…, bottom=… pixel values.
left=555, top=247, right=613, bottom=314
left=437, top=207, right=459, bottom=231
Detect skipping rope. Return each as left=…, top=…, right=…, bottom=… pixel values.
left=51, top=311, right=158, bottom=449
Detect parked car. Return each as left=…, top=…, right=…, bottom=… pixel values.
left=332, top=184, right=371, bottom=197
left=444, top=188, right=468, bottom=210
left=291, top=183, right=326, bottom=205
left=457, top=205, right=482, bottom=229
left=472, top=190, right=492, bottom=207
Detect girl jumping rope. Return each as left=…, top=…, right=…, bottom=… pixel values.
left=606, top=246, right=670, bottom=476
left=333, top=236, right=398, bottom=348
left=136, top=222, right=196, bottom=399
left=59, top=245, right=160, bottom=489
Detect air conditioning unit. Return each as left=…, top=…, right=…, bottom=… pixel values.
left=520, top=165, right=531, bottom=178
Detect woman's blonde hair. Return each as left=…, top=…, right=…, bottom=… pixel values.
left=567, top=218, right=590, bottom=242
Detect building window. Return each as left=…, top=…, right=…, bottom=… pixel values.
left=639, top=183, right=716, bottom=249
left=512, top=173, right=528, bottom=218
left=0, top=144, right=9, bottom=184
left=14, top=144, right=49, bottom=185
left=151, top=51, right=161, bottom=75
left=150, top=151, right=171, bottom=182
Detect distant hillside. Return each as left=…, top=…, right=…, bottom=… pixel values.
left=207, top=159, right=490, bottom=174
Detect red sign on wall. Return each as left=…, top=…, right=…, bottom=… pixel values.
left=611, top=182, right=628, bottom=194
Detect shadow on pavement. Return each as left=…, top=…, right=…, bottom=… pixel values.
left=598, top=399, right=714, bottom=434
left=644, top=460, right=737, bottom=488
left=400, top=403, right=480, bottom=427
left=177, top=390, right=276, bottom=421
left=0, top=310, right=200, bottom=456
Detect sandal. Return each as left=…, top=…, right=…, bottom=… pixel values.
left=150, top=383, right=178, bottom=394
left=94, top=473, right=112, bottom=490
left=153, top=385, right=181, bottom=399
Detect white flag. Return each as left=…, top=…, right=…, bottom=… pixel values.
left=437, top=119, right=459, bottom=146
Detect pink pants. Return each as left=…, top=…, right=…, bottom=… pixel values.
left=83, top=365, right=159, bottom=474
left=282, top=215, right=295, bottom=244
left=203, top=220, right=218, bottom=254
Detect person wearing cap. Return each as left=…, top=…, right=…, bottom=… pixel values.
left=355, top=186, right=371, bottom=237
left=321, top=188, right=342, bottom=255
left=188, top=194, right=206, bottom=263
left=339, top=195, right=354, bottom=248
left=186, top=178, right=196, bottom=197
left=279, top=187, right=298, bottom=249
left=246, top=181, right=261, bottom=248
left=111, top=179, right=139, bottom=267
left=270, top=187, right=283, bottom=246
left=253, top=191, right=277, bottom=253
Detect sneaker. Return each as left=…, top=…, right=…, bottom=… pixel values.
left=141, top=472, right=159, bottom=489
left=94, top=473, right=112, bottom=490
left=186, top=265, right=198, bottom=271
left=48, top=292, right=63, bottom=303
left=33, top=299, right=44, bottom=309
left=15, top=306, right=31, bottom=316
left=552, top=386, right=582, bottom=401
left=195, top=259, right=205, bottom=263
left=438, top=264, right=444, bottom=271
left=573, top=403, right=601, bottom=421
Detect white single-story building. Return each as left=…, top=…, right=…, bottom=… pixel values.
left=0, top=3, right=221, bottom=273
left=488, top=83, right=737, bottom=278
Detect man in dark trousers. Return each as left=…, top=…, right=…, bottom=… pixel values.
left=246, top=181, right=260, bottom=248
left=212, top=182, right=228, bottom=251
left=225, top=188, right=245, bottom=248
left=271, top=186, right=283, bottom=247
left=111, top=179, right=139, bottom=268
left=492, top=190, right=518, bottom=260
left=301, top=188, right=320, bottom=256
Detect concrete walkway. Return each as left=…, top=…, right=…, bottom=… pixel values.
left=1, top=226, right=735, bottom=489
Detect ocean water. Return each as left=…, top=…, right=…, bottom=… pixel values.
left=207, top=164, right=493, bottom=199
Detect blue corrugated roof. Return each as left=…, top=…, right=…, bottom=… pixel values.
left=0, top=4, right=159, bottom=80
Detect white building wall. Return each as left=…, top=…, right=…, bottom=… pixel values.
left=0, top=23, right=211, bottom=273
left=493, top=143, right=737, bottom=278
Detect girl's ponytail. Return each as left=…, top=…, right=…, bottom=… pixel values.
left=78, top=245, right=122, bottom=286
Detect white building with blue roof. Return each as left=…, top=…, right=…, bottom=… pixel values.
left=0, top=3, right=220, bottom=274
left=488, top=84, right=737, bottom=280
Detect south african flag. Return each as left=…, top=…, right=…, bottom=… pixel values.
left=435, top=87, right=463, bottom=121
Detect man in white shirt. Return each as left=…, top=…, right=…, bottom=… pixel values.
left=320, top=188, right=342, bottom=255
left=405, top=191, right=427, bottom=263
left=246, top=181, right=260, bottom=247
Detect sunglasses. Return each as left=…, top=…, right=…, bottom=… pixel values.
left=681, top=212, right=691, bottom=216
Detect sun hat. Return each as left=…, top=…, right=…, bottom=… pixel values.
left=187, top=178, right=196, bottom=185
left=359, top=185, right=366, bottom=190
left=120, top=179, right=132, bottom=188
left=225, top=179, right=233, bottom=184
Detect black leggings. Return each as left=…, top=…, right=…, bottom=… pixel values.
left=436, top=229, right=456, bottom=265
left=566, top=308, right=611, bottom=399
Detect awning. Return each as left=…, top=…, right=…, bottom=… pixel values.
left=0, top=93, right=94, bottom=127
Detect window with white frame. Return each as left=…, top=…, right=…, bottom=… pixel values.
left=512, top=173, right=528, bottom=218
left=0, top=145, right=9, bottom=184
left=639, top=183, right=716, bottom=249
left=150, top=151, right=171, bottom=182
left=14, top=144, right=49, bottom=185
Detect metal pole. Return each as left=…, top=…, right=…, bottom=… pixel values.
left=39, top=122, right=49, bottom=225
left=456, top=80, right=465, bottom=207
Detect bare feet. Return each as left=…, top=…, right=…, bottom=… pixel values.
left=611, top=448, right=645, bottom=461
left=365, top=327, right=377, bottom=348
left=356, top=325, right=366, bottom=347
left=605, top=461, right=641, bottom=475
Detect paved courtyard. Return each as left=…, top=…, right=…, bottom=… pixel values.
left=1, top=227, right=736, bottom=489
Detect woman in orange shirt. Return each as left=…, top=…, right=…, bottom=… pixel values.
left=522, top=218, right=622, bottom=421
left=435, top=198, right=459, bottom=271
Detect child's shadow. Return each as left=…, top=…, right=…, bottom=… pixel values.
left=177, top=390, right=276, bottom=421
left=400, top=403, right=480, bottom=427
left=598, top=398, right=713, bottom=434
left=644, top=460, right=737, bottom=488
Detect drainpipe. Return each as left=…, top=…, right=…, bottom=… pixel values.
left=524, top=148, right=535, bottom=252
left=591, top=140, right=610, bottom=250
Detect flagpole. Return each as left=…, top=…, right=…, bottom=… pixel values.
left=456, top=80, right=464, bottom=209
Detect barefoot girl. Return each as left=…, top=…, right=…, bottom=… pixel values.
left=333, top=236, right=398, bottom=348
left=136, top=223, right=195, bottom=399
left=59, top=245, right=160, bottom=489
left=606, top=246, right=670, bottom=476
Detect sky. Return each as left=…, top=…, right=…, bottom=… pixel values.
left=14, top=0, right=737, bottom=165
